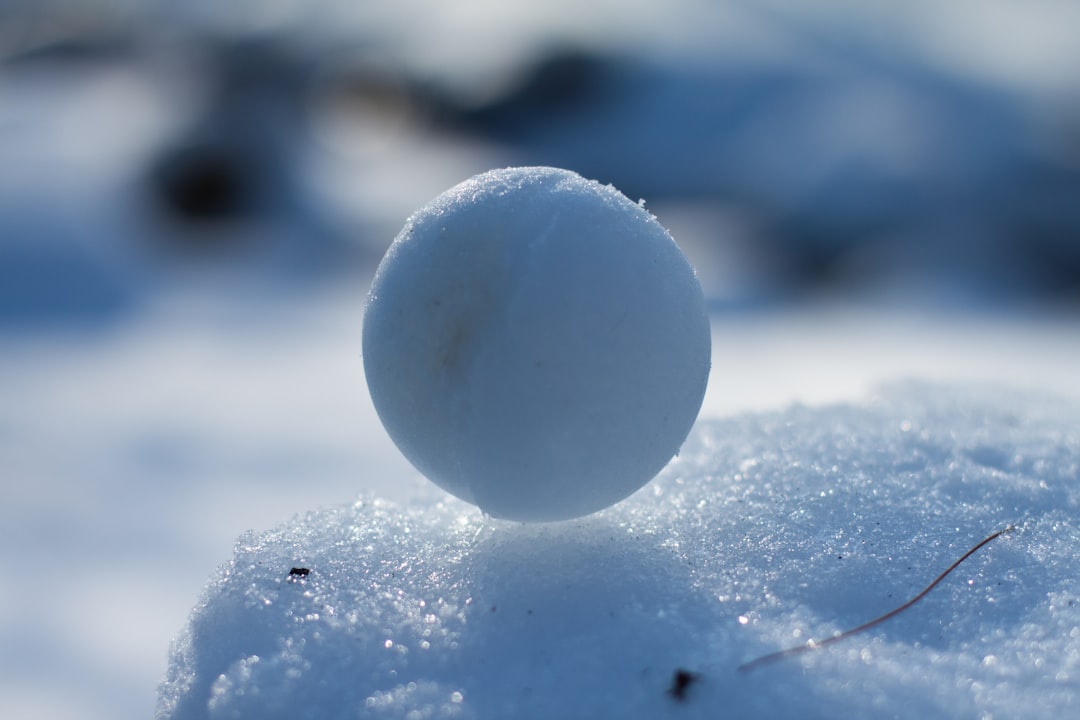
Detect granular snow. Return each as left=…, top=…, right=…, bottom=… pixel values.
left=159, top=382, right=1079, bottom=719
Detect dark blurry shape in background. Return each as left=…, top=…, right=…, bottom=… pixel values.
left=142, top=37, right=353, bottom=272
left=439, top=42, right=1080, bottom=307
left=1, top=0, right=1078, bottom=331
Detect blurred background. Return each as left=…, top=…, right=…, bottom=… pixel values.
left=2, top=1, right=1079, bottom=718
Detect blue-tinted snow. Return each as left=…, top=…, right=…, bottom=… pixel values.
left=3, top=2, right=1080, bottom=720
left=159, top=383, right=1079, bottom=719
left=3, top=0, right=1080, bottom=327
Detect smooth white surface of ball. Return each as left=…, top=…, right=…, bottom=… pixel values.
left=363, top=166, right=710, bottom=521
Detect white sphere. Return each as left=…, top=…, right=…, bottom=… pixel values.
left=363, top=167, right=710, bottom=521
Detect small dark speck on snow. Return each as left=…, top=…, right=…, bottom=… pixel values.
left=668, top=668, right=701, bottom=702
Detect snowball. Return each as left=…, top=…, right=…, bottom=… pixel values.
left=362, top=167, right=711, bottom=521
left=159, top=383, right=1080, bottom=720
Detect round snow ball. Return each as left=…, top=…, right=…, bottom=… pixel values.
left=363, top=167, right=711, bottom=521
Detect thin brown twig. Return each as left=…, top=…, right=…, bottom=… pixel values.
left=738, top=525, right=1015, bottom=673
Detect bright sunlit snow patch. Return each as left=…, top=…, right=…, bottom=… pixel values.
left=159, top=382, right=1079, bottom=719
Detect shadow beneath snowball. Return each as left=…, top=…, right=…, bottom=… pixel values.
left=443, top=518, right=737, bottom=717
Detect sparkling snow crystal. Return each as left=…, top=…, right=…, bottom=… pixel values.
left=159, top=383, right=1080, bottom=719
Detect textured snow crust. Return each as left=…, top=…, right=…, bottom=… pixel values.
left=159, top=383, right=1080, bottom=719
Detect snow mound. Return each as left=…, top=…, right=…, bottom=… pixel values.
left=158, top=383, right=1080, bottom=719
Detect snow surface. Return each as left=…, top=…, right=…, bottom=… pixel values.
left=159, top=382, right=1080, bottom=719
